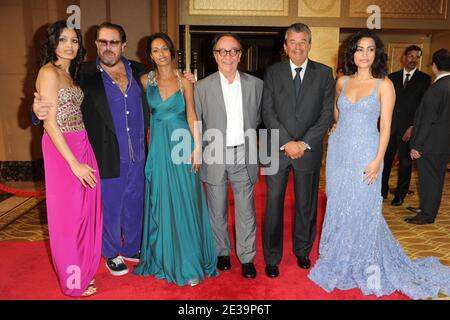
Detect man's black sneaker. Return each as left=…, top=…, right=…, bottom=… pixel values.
left=106, top=256, right=129, bottom=276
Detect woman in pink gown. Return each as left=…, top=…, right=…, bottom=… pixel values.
left=37, top=21, right=103, bottom=297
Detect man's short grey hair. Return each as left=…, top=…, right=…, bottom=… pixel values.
left=284, top=23, right=312, bottom=44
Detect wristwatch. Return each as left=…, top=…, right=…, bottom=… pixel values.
left=303, top=142, right=311, bottom=151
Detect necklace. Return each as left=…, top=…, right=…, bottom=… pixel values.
left=55, top=66, right=74, bottom=84
left=63, top=70, right=72, bottom=80
left=156, top=69, right=178, bottom=82
left=53, top=62, right=71, bottom=75
left=353, top=72, right=374, bottom=82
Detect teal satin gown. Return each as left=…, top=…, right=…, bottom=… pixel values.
left=134, top=71, right=218, bottom=286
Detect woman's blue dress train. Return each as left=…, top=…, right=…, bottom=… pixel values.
left=308, top=77, right=450, bottom=299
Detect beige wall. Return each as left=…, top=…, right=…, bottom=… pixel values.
left=431, top=31, right=450, bottom=78
left=149, top=0, right=180, bottom=53
left=0, top=0, right=153, bottom=162
left=0, top=0, right=78, bottom=161
left=309, top=27, right=340, bottom=70
left=431, top=31, right=450, bottom=53
left=80, top=0, right=152, bottom=63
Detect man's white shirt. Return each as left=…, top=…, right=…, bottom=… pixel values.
left=219, top=71, right=245, bottom=147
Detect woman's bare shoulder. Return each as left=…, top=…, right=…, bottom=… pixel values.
left=140, top=72, right=149, bottom=79
left=379, top=76, right=395, bottom=92
left=335, top=75, right=347, bottom=91
left=36, top=63, right=59, bottom=89
left=380, top=76, right=393, bottom=87
left=38, top=63, right=58, bottom=79
left=140, top=72, right=150, bottom=90
left=140, top=72, right=149, bottom=83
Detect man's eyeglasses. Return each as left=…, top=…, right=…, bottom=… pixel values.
left=213, top=48, right=241, bottom=57
left=96, top=39, right=122, bottom=48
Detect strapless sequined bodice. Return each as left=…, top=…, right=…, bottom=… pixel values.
left=56, top=87, right=85, bottom=132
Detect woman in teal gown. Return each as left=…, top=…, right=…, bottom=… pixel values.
left=134, top=33, right=218, bottom=286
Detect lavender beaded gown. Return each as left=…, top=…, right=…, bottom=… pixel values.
left=308, top=77, right=450, bottom=299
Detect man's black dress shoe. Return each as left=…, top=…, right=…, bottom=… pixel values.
left=406, top=206, right=422, bottom=214
left=217, top=256, right=231, bottom=271
left=241, top=263, right=257, bottom=278
left=297, top=256, right=311, bottom=269
left=404, top=215, right=434, bottom=225
left=265, top=264, right=279, bottom=278
left=391, top=198, right=403, bottom=206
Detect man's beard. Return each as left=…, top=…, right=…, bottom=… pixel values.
left=100, top=50, right=121, bottom=67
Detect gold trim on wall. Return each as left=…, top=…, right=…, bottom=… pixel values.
left=349, top=0, right=448, bottom=19
left=309, top=27, right=340, bottom=70
left=185, top=25, right=191, bottom=72
left=387, top=43, right=424, bottom=74
left=188, top=0, right=289, bottom=16
left=299, top=0, right=341, bottom=18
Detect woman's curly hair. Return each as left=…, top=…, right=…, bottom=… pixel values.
left=343, top=29, right=387, bottom=79
left=40, top=20, right=85, bottom=84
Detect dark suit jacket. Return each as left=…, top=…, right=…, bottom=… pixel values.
left=411, top=75, right=450, bottom=154
left=262, top=59, right=334, bottom=171
left=388, top=69, right=431, bottom=135
left=79, top=60, right=150, bottom=178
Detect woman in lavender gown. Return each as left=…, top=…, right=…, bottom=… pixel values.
left=308, top=29, right=450, bottom=299
left=37, top=21, right=102, bottom=297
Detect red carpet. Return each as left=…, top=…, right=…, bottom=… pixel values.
left=0, top=174, right=408, bottom=300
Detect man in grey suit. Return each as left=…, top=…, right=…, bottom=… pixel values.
left=194, top=33, right=263, bottom=279
left=262, top=23, right=334, bottom=278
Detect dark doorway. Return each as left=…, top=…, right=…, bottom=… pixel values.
left=179, top=26, right=287, bottom=80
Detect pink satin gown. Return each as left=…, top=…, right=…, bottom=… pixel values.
left=41, top=86, right=103, bottom=296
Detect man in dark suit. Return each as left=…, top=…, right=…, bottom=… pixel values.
left=382, top=45, right=431, bottom=205
left=261, top=23, right=334, bottom=278
left=406, top=48, right=450, bottom=224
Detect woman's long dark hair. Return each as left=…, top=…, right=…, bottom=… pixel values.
left=40, top=20, right=85, bottom=84
left=343, top=29, right=387, bottom=78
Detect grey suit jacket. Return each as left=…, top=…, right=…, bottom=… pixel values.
left=262, top=59, right=334, bottom=172
left=194, top=71, right=264, bottom=185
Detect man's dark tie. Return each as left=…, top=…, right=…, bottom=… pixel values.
left=403, top=73, right=410, bottom=88
left=294, top=67, right=302, bottom=98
